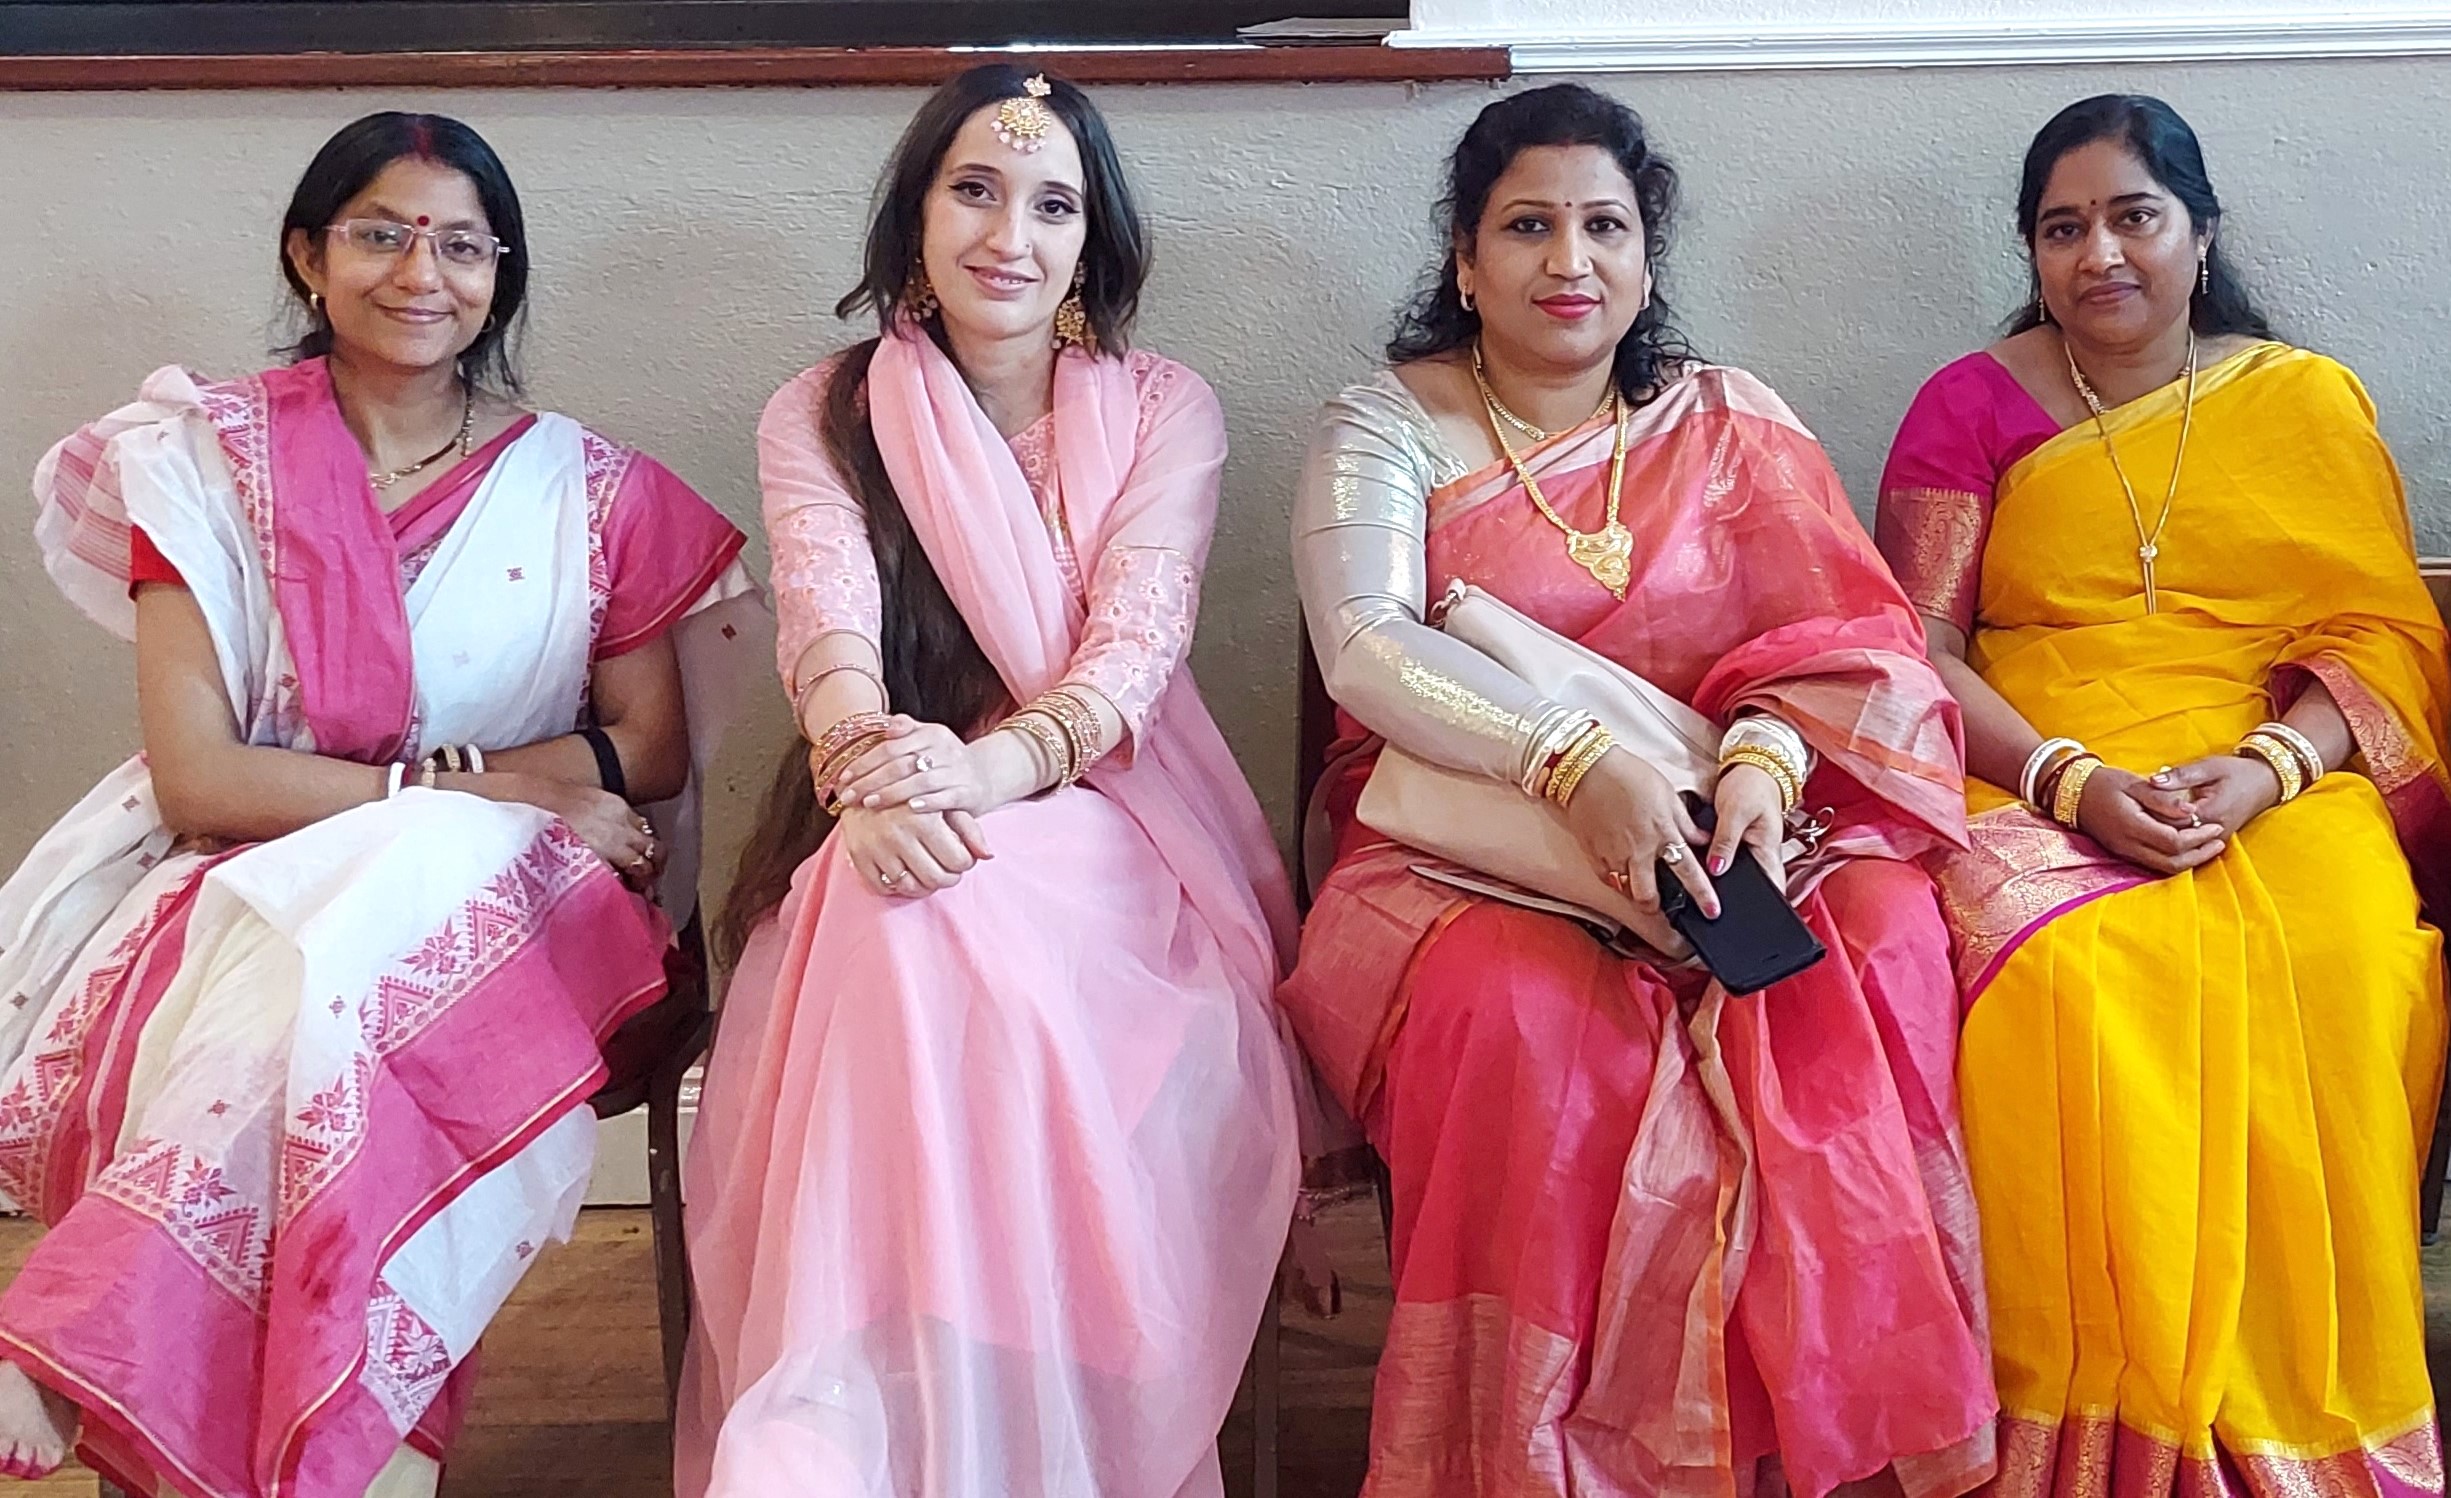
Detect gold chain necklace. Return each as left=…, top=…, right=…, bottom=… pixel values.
left=369, top=381, right=476, bottom=493
left=1472, top=342, right=1613, bottom=442
left=2062, top=332, right=2196, bottom=613
left=1473, top=344, right=1632, bottom=599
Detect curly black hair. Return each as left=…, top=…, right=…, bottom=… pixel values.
left=1388, top=83, right=1694, bottom=406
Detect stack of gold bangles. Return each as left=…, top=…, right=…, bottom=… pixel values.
left=2019, top=736, right=2101, bottom=830
left=2236, top=719, right=2324, bottom=802
left=1541, top=722, right=1617, bottom=809
left=1718, top=716, right=1810, bottom=814
left=812, top=711, right=891, bottom=815
left=999, top=686, right=1106, bottom=791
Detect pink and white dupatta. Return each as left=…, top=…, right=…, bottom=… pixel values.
left=0, top=361, right=757, bottom=1498
left=679, top=331, right=1299, bottom=1497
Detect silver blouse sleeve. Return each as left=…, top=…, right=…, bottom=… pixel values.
left=1291, top=380, right=1567, bottom=788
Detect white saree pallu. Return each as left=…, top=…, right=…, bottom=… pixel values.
left=0, top=359, right=760, bottom=1498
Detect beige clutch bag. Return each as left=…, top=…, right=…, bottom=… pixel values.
left=1355, top=581, right=1784, bottom=936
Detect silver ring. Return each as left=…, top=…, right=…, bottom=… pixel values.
left=1660, top=842, right=1690, bottom=865
left=914, top=754, right=936, bottom=773
left=881, top=869, right=907, bottom=886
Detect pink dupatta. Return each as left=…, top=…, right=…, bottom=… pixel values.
left=867, top=329, right=1296, bottom=982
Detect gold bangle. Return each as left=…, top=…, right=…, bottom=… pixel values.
left=1545, top=726, right=1616, bottom=809
left=2051, top=754, right=2104, bottom=829
left=1030, top=689, right=1105, bottom=785
left=1001, top=711, right=1072, bottom=790
left=815, top=730, right=890, bottom=803
left=2254, top=720, right=2325, bottom=787
left=2236, top=734, right=2304, bottom=802
left=1720, top=746, right=1802, bottom=813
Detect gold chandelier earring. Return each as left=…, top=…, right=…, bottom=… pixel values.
left=1053, top=268, right=1092, bottom=352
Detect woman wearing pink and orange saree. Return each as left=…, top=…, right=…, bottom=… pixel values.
left=1277, top=84, right=1997, bottom=1498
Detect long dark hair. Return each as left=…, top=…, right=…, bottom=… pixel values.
left=279, top=111, right=530, bottom=393
left=1388, top=82, right=1694, bottom=406
left=716, top=65, right=1151, bottom=966
left=2004, top=93, right=2274, bottom=340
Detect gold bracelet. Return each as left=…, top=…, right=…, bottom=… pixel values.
left=1545, top=726, right=1617, bottom=809
left=1719, top=745, right=1802, bottom=813
left=1030, top=689, right=1105, bottom=785
left=2253, top=720, right=2325, bottom=787
left=1001, top=711, right=1072, bottom=791
left=2236, top=734, right=2304, bottom=803
left=2051, top=754, right=2104, bottom=829
left=816, top=730, right=891, bottom=813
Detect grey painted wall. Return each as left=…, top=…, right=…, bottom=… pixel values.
left=5, top=59, right=2446, bottom=896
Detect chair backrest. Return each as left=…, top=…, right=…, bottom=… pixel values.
left=2423, top=557, right=2451, bottom=627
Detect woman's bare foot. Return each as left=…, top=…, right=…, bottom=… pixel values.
left=0, top=1361, right=76, bottom=1478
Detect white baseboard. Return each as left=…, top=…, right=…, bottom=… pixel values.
left=1392, top=12, right=2451, bottom=70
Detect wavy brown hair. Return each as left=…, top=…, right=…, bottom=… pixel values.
left=714, top=65, right=1151, bottom=967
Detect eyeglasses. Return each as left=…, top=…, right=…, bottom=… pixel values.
left=324, top=218, right=510, bottom=269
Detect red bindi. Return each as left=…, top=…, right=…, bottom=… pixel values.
left=415, top=215, right=431, bottom=227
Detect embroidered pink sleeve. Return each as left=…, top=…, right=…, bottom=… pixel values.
left=1052, top=353, right=1223, bottom=746
left=1062, top=545, right=1200, bottom=738
left=760, top=362, right=883, bottom=684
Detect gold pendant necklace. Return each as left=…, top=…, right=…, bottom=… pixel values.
left=370, top=381, right=477, bottom=493
left=2063, top=331, right=2196, bottom=613
left=1474, top=343, right=1631, bottom=599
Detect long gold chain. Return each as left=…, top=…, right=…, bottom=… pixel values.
left=1472, top=342, right=1632, bottom=599
left=2062, top=331, right=2196, bottom=613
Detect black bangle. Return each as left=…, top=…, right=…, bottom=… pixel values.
left=579, top=725, right=628, bottom=801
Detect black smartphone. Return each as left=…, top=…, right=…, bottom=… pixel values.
left=1654, top=795, right=1826, bottom=995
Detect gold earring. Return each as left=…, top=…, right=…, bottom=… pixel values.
left=309, top=290, right=325, bottom=315
left=902, top=269, right=938, bottom=321
left=2034, top=289, right=2050, bottom=325
left=1053, top=271, right=1091, bottom=352
left=1459, top=285, right=1475, bottom=313
left=2198, top=252, right=2210, bottom=295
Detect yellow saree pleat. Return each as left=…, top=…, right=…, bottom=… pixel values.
left=1951, top=344, right=2451, bottom=1494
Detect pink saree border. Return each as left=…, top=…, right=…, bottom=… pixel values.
left=1937, top=807, right=2150, bottom=1002
left=1986, top=1409, right=2444, bottom=1498
left=0, top=824, right=667, bottom=1498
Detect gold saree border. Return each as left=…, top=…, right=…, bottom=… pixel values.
left=1987, top=1408, right=2444, bottom=1498
left=1997, top=342, right=2299, bottom=496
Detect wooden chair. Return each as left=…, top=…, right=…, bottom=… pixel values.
left=2418, top=561, right=2451, bottom=1243
left=589, top=912, right=714, bottom=1400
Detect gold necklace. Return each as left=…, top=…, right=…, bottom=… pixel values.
left=369, top=382, right=476, bottom=493
left=2062, top=332, right=2197, bottom=614
left=1474, top=346, right=1632, bottom=599
left=1472, top=343, right=1613, bottom=442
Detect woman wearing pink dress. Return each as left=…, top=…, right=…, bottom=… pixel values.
left=676, top=66, right=1301, bottom=1497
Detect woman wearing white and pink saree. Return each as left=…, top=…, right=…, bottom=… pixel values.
left=0, top=113, right=757, bottom=1496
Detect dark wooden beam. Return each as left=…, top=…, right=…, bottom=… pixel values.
left=0, top=43, right=1509, bottom=90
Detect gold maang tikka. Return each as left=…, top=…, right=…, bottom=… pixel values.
left=992, top=75, right=1057, bottom=153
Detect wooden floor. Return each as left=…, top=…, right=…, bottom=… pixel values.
left=9, top=1203, right=2451, bottom=1496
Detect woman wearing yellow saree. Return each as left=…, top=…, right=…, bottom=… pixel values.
left=1876, top=93, right=2449, bottom=1496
